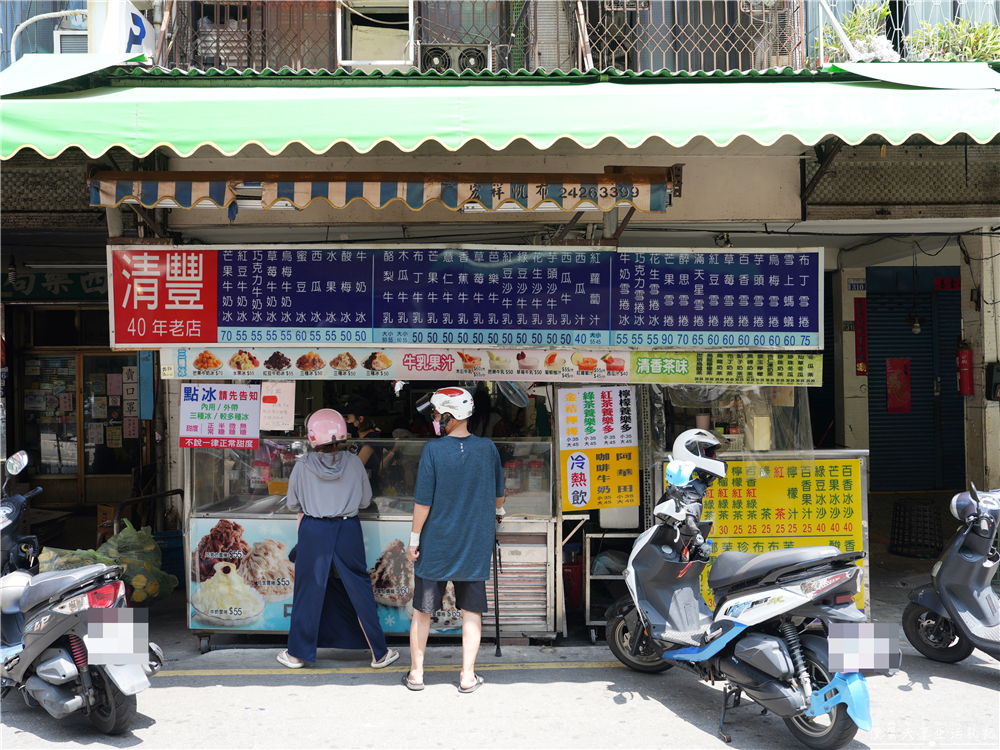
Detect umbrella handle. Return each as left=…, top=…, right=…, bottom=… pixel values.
left=493, top=536, right=502, bottom=657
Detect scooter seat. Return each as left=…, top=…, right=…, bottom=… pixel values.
left=708, top=546, right=842, bottom=590
left=18, top=565, right=111, bottom=614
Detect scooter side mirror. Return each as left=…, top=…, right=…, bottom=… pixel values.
left=969, top=482, right=981, bottom=510
left=5, top=451, right=28, bottom=477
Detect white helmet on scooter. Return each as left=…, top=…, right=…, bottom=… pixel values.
left=672, top=429, right=727, bottom=481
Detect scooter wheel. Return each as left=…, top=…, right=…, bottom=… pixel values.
left=88, top=666, right=137, bottom=735
left=783, top=649, right=858, bottom=750
left=902, top=602, right=976, bottom=663
left=605, top=608, right=673, bottom=673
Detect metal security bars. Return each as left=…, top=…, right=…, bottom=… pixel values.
left=157, top=2, right=999, bottom=73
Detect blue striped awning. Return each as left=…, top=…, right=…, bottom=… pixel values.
left=89, top=171, right=677, bottom=213
left=91, top=178, right=237, bottom=208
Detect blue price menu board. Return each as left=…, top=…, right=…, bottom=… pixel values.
left=374, top=248, right=610, bottom=347
left=199, top=246, right=821, bottom=350
left=610, top=251, right=822, bottom=348
left=218, top=248, right=373, bottom=345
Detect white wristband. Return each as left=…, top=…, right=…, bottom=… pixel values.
left=496, top=507, right=506, bottom=517
left=409, top=531, right=420, bottom=547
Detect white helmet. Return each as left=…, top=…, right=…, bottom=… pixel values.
left=429, top=387, right=474, bottom=420
left=672, top=429, right=727, bottom=480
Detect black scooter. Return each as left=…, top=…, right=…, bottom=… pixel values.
left=1, top=450, right=163, bottom=734
left=903, top=483, right=1000, bottom=662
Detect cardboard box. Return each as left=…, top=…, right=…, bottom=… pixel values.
left=97, top=504, right=117, bottom=528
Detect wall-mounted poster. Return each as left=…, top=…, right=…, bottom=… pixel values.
left=557, top=386, right=639, bottom=512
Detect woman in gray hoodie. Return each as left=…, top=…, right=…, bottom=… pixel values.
left=277, top=409, right=399, bottom=669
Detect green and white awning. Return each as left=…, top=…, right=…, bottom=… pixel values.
left=4, top=58, right=999, bottom=160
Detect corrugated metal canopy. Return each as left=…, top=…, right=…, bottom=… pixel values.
left=2, top=58, right=998, bottom=160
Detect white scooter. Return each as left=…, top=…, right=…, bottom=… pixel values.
left=606, top=430, right=898, bottom=750
left=1, top=451, right=163, bottom=734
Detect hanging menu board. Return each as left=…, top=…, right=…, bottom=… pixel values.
left=557, top=386, right=639, bottom=512
left=110, top=246, right=823, bottom=351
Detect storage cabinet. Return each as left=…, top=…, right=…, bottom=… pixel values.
left=584, top=532, right=638, bottom=626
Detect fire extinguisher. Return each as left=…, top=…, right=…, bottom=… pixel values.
left=956, top=340, right=975, bottom=396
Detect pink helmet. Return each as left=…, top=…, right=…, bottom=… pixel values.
left=306, top=409, right=348, bottom=448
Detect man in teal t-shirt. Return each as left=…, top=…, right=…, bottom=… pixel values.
left=404, top=388, right=505, bottom=694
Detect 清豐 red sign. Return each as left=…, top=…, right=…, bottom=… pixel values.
left=111, top=248, right=217, bottom=345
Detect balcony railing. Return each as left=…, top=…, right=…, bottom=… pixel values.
left=158, top=1, right=999, bottom=74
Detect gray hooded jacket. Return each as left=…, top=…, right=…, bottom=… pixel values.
left=285, top=450, right=372, bottom=518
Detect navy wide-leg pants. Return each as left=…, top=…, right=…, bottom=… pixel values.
left=287, top=515, right=388, bottom=663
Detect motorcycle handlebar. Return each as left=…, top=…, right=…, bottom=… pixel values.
left=24, top=487, right=43, bottom=500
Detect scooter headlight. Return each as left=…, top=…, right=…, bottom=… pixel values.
left=950, top=492, right=975, bottom=521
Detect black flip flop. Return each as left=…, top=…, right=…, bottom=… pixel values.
left=458, top=674, right=485, bottom=694
left=402, top=672, right=425, bottom=691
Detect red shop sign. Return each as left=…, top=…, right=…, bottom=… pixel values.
left=854, top=297, right=868, bottom=376
left=110, top=249, right=218, bottom=346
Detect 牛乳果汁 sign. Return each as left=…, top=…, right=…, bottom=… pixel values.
left=558, top=386, right=639, bottom=512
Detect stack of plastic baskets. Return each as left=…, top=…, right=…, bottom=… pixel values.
left=152, top=530, right=184, bottom=582
left=889, top=498, right=943, bottom=558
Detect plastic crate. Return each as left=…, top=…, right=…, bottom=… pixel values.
left=153, top=531, right=184, bottom=580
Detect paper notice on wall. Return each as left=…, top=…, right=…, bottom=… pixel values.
left=93, top=397, right=108, bottom=419
left=58, top=393, right=74, bottom=412
left=105, top=425, right=123, bottom=448
left=123, top=417, right=139, bottom=439
left=52, top=379, right=67, bottom=395
left=260, top=382, right=295, bottom=431
left=90, top=374, right=107, bottom=394
left=122, top=365, right=137, bottom=384
left=107, top=374, right=122, bottom=395
left=109, top=395, right=121, bottom=407
left=87, top=422, right=105, bottom=445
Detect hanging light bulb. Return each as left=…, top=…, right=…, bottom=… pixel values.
left=911, top=320, right=921, bottom=335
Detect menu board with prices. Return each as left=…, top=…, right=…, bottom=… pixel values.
left=695, top=458, right=866, bottom=611
left=612, top=250, right=821, bottom=348
left=111, top=246, right=822, bottom=351
left=558, top=386, right=639, bottom=512
left=631, top=351, right=822, bottom=386
left=160, top=347, right=632, bottom=383
left=179, top=384, right=261, bottom=448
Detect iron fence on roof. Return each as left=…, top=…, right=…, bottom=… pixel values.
left=158, top=1, right=1000, bottom=74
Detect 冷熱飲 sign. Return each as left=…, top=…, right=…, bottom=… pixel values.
left=558, top=386, right=639, bottom=512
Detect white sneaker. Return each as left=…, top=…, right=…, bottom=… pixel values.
left=277, top=650, right=304, bottom=669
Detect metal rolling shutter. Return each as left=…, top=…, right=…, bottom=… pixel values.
left=867, top=284, right=965, bottom=491
left=868, top=293, right=936, bottom=491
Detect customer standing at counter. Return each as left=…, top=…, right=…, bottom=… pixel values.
left=277, top=409, right=399, bottom=670
left=344, top=397, right=385, bottom=496
left=403, top=388, right=505, bottom=693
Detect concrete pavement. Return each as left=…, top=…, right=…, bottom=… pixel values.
left=2, top=542, right=998, bottom=748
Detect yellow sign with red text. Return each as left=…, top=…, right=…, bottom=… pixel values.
left=693, top=458, right=865, bottom=610
left=558, top=387, right=640, bottom=512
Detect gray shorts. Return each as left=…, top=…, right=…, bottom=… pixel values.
left=413, top=576, right=488, bottom=615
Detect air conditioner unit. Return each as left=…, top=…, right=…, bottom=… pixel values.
left=53, top=29, right=88, bottom=54
left=418, top=43, right=492, bottom=74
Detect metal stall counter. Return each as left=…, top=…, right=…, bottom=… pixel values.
left=185, top=437, right=556, bottom=652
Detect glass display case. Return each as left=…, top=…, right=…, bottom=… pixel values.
left=191, top=437, right=554, bottom=519
left=185, top=436, right=558, bottom=643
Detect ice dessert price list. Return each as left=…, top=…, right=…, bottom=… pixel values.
left=111, top=248, right=823, bottom=350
